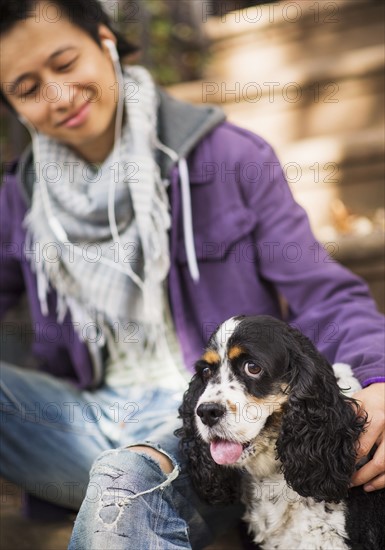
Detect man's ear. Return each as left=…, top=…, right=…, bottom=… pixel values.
left=97, top=24, right=117, bottom=49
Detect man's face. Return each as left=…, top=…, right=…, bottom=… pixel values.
left=0, top=6, right=118, bottom=162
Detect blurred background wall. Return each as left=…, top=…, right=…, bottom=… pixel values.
left=166, top=0, right=385, bottom=311
left=1, top=0, right=384, bottom=311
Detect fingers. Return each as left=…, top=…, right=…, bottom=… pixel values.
left=354, top=421, right=377, bottom=461
left=351, top=437, right=385, bottom=490
left=350, top=383, right=385, bottom=491
left=362, top=472, right=385, bottom=492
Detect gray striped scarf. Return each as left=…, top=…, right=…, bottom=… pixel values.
left=24, top=66, right=171, bottom=354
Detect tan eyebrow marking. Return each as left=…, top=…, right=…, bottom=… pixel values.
left=227, top=399, right=238, bottom=414
left=228, top=345, right=246, bottom=360
left=202, top=350, right=220, bottom=364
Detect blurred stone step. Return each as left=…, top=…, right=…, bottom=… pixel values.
left=277, top=128, right=385, bottom=231
left=335, top=232, right=385, bottom=313
left=168, top=44, right=384, bottom=149
left=168, top=44, right=384, bottom=104
left=204, top=0, right=384, bottom=60
left=204, top=43, right=384, bottom=97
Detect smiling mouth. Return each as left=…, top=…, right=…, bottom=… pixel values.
left=59, top=102, right=90, bottom=128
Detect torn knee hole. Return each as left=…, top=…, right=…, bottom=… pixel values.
left=127, top=445, right=174, bottom=474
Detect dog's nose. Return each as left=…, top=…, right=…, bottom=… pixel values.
left=196, top=402, right=226, bottom=427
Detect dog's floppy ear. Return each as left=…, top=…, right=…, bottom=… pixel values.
left=276, top=326, right=366, bottom=503
left=175, top=371, right=241, bottom=505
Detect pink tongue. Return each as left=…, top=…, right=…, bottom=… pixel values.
left=210, top=440, right=243, bottom=465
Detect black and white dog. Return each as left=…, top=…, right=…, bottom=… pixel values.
left=177, top=316, right=385, bottom=549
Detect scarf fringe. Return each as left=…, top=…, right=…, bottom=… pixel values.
left=25, top=221, right=167, bottom=357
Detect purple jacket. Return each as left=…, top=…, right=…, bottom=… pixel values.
left=1, top=108, right=384, bottom=389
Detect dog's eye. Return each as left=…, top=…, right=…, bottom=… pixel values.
left=201, top=367, right=212, bottom=382
left=244, top=361, right=262, bottom=378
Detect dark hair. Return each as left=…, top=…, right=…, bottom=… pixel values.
left=0, top=0, right=139, bottom=110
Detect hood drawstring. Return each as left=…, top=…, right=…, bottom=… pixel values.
left=178, top=157, right=200, bottom=283
left=153, top=136, right=200, bottom=284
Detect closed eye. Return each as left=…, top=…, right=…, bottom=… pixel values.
left=16, top=58, right=77, bottom=98
left=57, top=58, right=77, bottom=71
left=21, top=84, right=39, bottom=97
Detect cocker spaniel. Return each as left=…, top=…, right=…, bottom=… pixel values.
left=177, top=315, right=385, bottom=550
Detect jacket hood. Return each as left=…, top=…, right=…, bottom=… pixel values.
left=156, top=87, right=226, bottom=178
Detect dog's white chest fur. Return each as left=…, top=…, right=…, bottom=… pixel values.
left=244, top=472, right=349, bottom=550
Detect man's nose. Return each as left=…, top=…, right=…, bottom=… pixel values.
left=48, top=78, right=78, bottom=111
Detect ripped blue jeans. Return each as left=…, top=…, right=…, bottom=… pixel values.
left=0, top=363, right=241, bottom=549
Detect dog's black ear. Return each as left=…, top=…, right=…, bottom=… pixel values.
left=276, top=326, right=366, bottom=503
left=175, top=372, right=241, bottom=505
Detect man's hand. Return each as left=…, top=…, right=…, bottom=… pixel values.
left=350, top=383, right=385, bottom=491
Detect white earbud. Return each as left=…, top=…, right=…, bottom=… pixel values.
left=103, top=39, right=119, bottom=63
